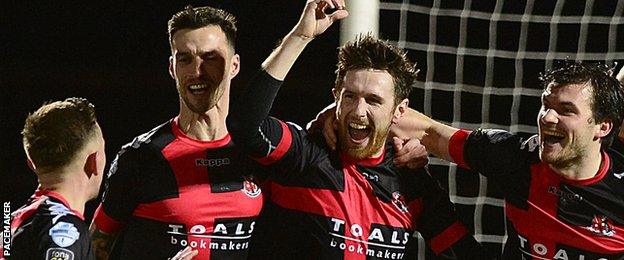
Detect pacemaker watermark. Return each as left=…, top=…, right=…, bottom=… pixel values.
left=2, top=202, right=11, bottom=257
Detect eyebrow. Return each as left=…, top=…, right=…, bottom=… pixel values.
left=175, top=50, right=220, bottom=59
left=542, top=97, right=579, bottom=111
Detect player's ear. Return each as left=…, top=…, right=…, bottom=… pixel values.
left=595, top=119, right=613, bottom=139
left=168, top=56, right=175, bottom=79
left=230, top=54, right=240, bottom=79
left=84, top=152, right=97, bottom=178
left=392, top=98, right=409, bottom=124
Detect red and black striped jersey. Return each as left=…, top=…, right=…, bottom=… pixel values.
left=9, top=190, right=94, bottom=260
left=93, top=118, right=266, bottom=259
left=228, top=71, right=482, bottom=259
left=450, top=129, right=624, bottom=259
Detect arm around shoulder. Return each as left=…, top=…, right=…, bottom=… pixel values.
left=392, top=108, right=459, bottom=162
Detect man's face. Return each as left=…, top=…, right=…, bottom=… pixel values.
left=169, top=25, right=240, bottom=114
left=334, top=69, right=406, bottom=159
left=537, top=82, right=603, bottom=169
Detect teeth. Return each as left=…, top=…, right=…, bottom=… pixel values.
left=349, top=122, right=368, bottom=129
left=189, top=84, right=207, bottom=90
left=543, top=130, right=564, bottom=138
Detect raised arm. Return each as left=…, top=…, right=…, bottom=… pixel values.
left=227, top=0, right=347, bottom=160
left=263, top=0, right=348, bottom=79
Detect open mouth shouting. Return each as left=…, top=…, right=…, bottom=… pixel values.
left=187, top=83, right=210, bottom=95
left=541, top=129, right=565, bottom=147
left=348, top=122, right=372, bottom=144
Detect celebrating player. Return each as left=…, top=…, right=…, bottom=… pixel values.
left=227, top=0, right=488, bottom=258
left=388, top=61, right=624, bottom=258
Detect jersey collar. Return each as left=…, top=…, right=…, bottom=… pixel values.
left=34, top=189, right=85, bottom=221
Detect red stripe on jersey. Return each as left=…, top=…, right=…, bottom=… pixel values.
left=255, top=120, right=292, bottom=166
left=172, top=116, right=232, bottom=148
left=561, top=151, right=610, bottom=186
left=270, top=164, right=416, bottom=229
left=38, top=190, right=85, bottom=220
left=449, top=130, right=471, bottom=169
left=505, top=160, right=624, bottom=257
left=428, top=221, right=469, bottom=254
left=93, top=204, right=123, bottom=234
left=10, top=196, right=46, bottom=233
left=130, top=136, right=263, bottom=259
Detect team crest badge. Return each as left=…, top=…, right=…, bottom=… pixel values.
left=587, top=215, right=616, bottom=237
left=391, top=192, right=409, bottom=213
left=242, top=177, right=261, bottom=198
left=49, top=221, right=80, bottom=247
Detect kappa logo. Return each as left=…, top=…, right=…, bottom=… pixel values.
left=242, top=177, right=261, bottom=198
left=391, top=192, right=409, bottom=213
left=49, top=221, right=80, bottom=247
left=587, top=215, right=616, bottom=237
left=196, top=158, right=230, bottom=167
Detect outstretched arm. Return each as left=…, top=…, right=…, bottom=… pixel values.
left=393, top=108, right=459, bottom=162
left=263, top=0, right=348, bottom=79
left=227, top=0, right=347, bottom=160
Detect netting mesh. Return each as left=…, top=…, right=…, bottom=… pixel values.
left=378, top=0, right=624, bottom=257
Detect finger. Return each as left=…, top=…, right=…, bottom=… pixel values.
left=328, top=9, right=349, bottom=22
left=617, top=65, right=624, bottom=83
left=320, top=0, right=336, bottom=9
left=392, top=137, right=403, bottom=152
left=181, top=250, right=199, bottom=260
left=314, top=1, right=327, bottom=19
left=407, top=159, right=427, bottom=169
left=332, top=0, right=346, bottom=9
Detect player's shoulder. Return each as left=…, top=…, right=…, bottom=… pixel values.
left=110, top=119, right=175, bottom=169
left=120, top=119, right=175, bottom=153
left=606, top=147, right=624, bottom=187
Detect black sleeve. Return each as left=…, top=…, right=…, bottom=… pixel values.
left=409, top=169, right=491, bottom=259
left=37, top=216, right=94, bottom=260
left=228, top=70, right=321, bottom=174
left=438, top=236, right=494, bottom=260
left=462, top=129, right=538, bottom=178
left=227, top=70, right=283, bottom=158
left=93, top=146, right=143, bottom=231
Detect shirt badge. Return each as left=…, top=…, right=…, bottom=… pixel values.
left=49, top=221, right=80, bottom=247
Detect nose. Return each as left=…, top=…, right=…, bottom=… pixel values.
left=353, top=99, right=367, bottom=118
left=540, top=108, right=558, bottom=125
left=190, top=57, right=205, bottom=78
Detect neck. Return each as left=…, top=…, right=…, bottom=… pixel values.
left=550, top=149, right=603, bottom=181
left=38, top=173, right=90, bottom=215
left=178, top=105, right=228, bottom=141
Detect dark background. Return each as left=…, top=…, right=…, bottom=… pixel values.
left=1, top=1, right=341, bottom=220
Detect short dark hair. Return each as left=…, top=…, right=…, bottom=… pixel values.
left=335, top=34, right=418, bottom=105
left=167, top=5, right=237, bottom=50
left=540, top=61, right=624, bottom=149
left=22, top=97, right=98, bottom=172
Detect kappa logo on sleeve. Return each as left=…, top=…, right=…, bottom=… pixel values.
left=46, top=248, right=74, bottom=260
left=49, top=221, right=80, bottom=247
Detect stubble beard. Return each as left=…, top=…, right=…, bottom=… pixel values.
left=337, top=120, right=390, bottom=160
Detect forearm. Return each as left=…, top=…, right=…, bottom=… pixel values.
left=89, top=224, right=118, bottom=260
left=262, top=33, right=311, bottom=80
left=392, top=108, right=459, bottom=161
left=227, top=71, right=283, bottom=153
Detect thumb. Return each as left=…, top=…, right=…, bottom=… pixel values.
left=328, top=9, right=349, bottom=22
left=393, top=137, right=403, bottom=152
